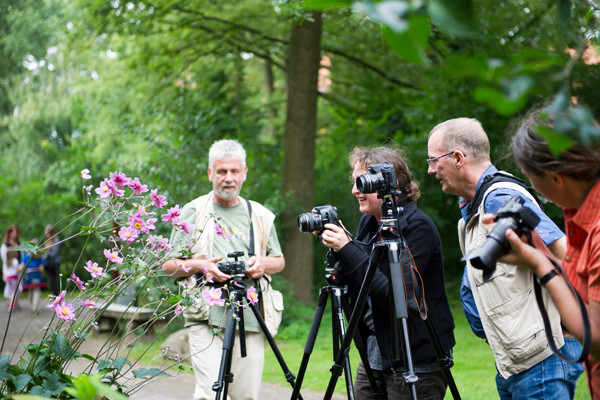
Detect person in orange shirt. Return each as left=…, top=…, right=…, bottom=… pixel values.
left=500, top=107, right=600, bottom=399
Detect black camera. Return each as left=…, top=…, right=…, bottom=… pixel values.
left=298, top=204, right=339, bottom=235
left=218, top=251, right=246, bottom=279
left=356, top=162, right=397, bottom=195
left=463, top=195, right=540, bottom=277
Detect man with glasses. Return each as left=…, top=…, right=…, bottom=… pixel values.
left=426, top=118, right=583, bottom=400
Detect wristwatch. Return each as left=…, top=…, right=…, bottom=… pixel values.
left=537, top=269, right=560, bottom=287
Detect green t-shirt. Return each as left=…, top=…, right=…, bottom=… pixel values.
left=208, top=201, right=282, bottom=332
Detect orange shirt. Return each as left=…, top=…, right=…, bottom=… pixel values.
left=563, top=180, right=600, bottom=399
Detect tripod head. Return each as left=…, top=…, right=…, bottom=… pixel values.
left=378, top=190, right=405, bottom=242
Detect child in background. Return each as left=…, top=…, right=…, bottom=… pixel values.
left=21, top=241, right=46, bottom=311
left=3, top=249, right=21, bottom=311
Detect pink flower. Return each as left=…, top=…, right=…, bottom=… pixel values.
left=85, top=260, right=106, bottom=278
left=95, top=179, right=112, bottom=198
left=150, top=189, right=168, bottom=208
left=55, top=303, right=76, bottom=321
left=71, top=274, right=85, bottom=290
left=128, top=177, right=148, bottom=194
left=145, top=218, right=157, bottom=232
left=148, top=235, right=170, bottom=252
left=174, top=304, right=183, bottom=316
left=204, top=287, right=225, bottom=307
left=201, top=265, right=214, bottom=283
left=103, top=249, right=123, bottom=265
left=215, top=223, right=232, bottom=240
left=172, top=218, right=194, bottom=234
left=161, top=205, right=181, bottom=223
left=81, top=300, right=97, bottom=309
left=175, top=260, right=191, bottom=273
left=47, top=290, right=66, bottom=310
left=118, top=226, right=139, bottom=243
left=246, top=286, right=259, bottom=305
left=128, top=215, right=147, bottom=233
left=110, top=171, right=129, bottom=188
left=80, top=169, right=91, bottom=180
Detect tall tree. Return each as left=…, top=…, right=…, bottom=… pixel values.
left=280, top=11, right=322, bottom=303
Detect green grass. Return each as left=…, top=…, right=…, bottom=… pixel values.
left=130, top=294, right=591, bottom=399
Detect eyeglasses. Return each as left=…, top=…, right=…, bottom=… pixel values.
left=426, top=151, right=455, bottom=166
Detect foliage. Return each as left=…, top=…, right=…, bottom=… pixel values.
left=1, top=0, right=600, bottom=295
left=0, top=169, right=251, bottom=398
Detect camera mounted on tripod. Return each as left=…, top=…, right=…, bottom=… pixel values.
left=357, top=162, right=405, bottom=239
left=463, top=195, right=540, bottom=279
left=218, top=251, right=247, bottom=280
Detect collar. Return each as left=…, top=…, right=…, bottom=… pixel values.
left=565, top=180, right=600, bottom=233
left=459, top=164, right=498, bottom=220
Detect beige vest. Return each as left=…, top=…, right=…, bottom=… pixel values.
left=181, top=192, right=275, bottom=322
left=458, top=181, right=564, bottom=378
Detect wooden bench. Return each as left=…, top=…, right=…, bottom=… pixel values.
left=97, top=303, right=159, bottom=340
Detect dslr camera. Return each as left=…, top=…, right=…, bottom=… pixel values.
left=218, top=251, right=246, bottom=279
left=463, top=195, right=540, bottom=277
left=356, top=162, right=397, bottom=195
left=297, top=204, right=339, bottom=237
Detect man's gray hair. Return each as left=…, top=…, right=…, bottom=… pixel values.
left=429, top=117, right=491, bottom=163
left=208, top=139, right=247, bottom=169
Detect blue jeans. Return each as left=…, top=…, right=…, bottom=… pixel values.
left=496, top=337, right=584, bottom=400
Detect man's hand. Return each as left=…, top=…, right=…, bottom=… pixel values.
left=245, top=255, right=264, bottom=279
left=204, top=255, right=230, bottom=282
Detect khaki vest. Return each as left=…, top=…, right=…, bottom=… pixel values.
left=458, top=181, right=564, bottom=378
left=180, top=192, right=275, bottom=322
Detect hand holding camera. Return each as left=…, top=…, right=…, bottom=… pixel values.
left=463, top=195, right=540, bottom=277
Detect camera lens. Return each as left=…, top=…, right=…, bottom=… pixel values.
left=297, top=213, right=323, bottom=233
left=356, top=173, right=381, bottom=194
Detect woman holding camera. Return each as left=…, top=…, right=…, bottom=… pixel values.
left=500, top=108, right=600, bottom=399
left=320, top=145, right=455, bottom=400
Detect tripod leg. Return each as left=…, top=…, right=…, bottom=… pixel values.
left=423, top=318, right=461, bottom=400
left=288, top=287, right=330, bottom=400
left=330, top=287, right=355, bottom=400
left=341, top=299, right=382, bottom=400
left=324, top=244, right=385, bottom=400
left=243, top=298, right=303, bottom=400
left=213, top=310, right=237, bottom=400
left=387, top=243, right=418, bottom=400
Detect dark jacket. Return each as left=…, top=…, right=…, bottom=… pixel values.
left=336, top=200, right=455, bottom=371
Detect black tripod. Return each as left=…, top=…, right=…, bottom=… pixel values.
left=321, top=193, right=461, bottom=400
left=290, top=259, right=381, bottom=400
left=211, top=277, right=302, bottom=400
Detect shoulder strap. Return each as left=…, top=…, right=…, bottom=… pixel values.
left=245, top=199, right=255, bottom=257
left=466, top=172, right=542, bottom=224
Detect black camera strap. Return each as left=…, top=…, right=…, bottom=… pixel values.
left=245, top=199, right=255, bottom=257
left=533, top=256, right=591, bottom=363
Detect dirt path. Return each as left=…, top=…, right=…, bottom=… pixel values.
left=0, top=301, right=346, bottom=400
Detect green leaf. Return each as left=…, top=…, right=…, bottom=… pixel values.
left=473, top=85, right=526, bottom=116
left=534, top=125, right=574, bottom=155
left=112, top=356, right=132, bottom=372
left=0, top=354, right=10, bottom=370
left=382, top=15, right=430, bottom=64
left=558, top=0, right=571, bottom=22
left=512, top=48, right=565, bottom=74
left=13, top=373, right=33, bottom=392
left=428, top=0, right=477, bottom=38
left=132, top=367, right=170, bottom=379
left=303, top=0, right=353, bottom=9
left=0, top=371, right=15, bottom=380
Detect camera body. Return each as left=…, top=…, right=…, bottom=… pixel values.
left=217, top=251, right=246, bottom=279
left=356, top=162, right=398, bottom=195
left=463, top=195, right=540, bottom=277
left=297, top=204, right=339, bottom=235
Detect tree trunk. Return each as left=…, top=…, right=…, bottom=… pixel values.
left=280, top=11, right=322, bottom=304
